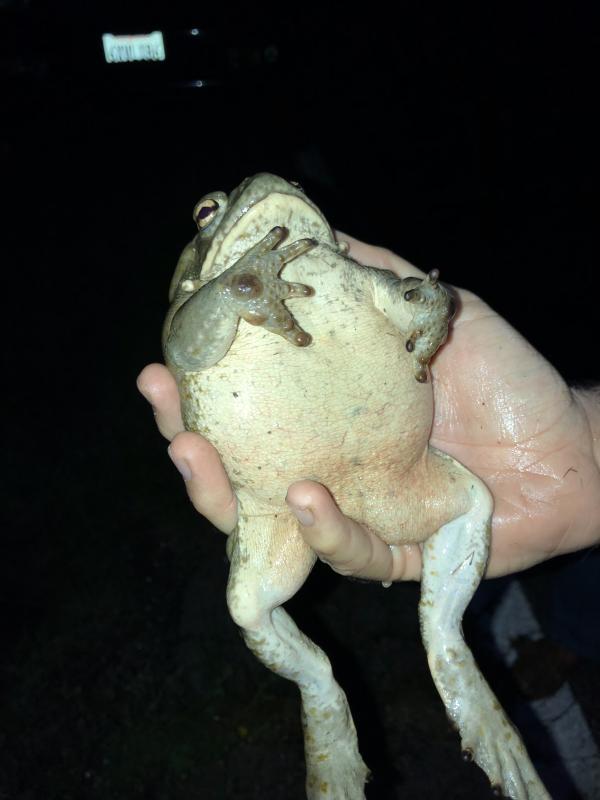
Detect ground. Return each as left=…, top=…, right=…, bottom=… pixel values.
left=2, top=428, right=598, bottom=799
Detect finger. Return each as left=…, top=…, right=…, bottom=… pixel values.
left=168, top=431, right=238, bottom=534
left=335, top=231, right=425, bottom=279
left=286, top=481, right=422, bottom=581
left=137, top=363, right=184, bottom=441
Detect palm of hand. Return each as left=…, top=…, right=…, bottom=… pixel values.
left=343, top=235, right=598, bottom=574
left=430, top=290, right=592, bottom=573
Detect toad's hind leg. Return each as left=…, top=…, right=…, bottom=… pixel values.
left=227, top=514, right=368, bottom=800
left=420, top=450, right=550, bottom=800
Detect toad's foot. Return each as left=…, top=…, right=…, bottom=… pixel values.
left=218, top=226, right=316, bottom=346
left=419, top=451, right=550, bottom=800
left=367, top=267, right=454, bottom=383
left=455, top=691, right=546, bottom=800
left=164, top=227, right=316, bottom=370
left=304, top=697, right=369, bottom=800
left=403, top=269, right=455, bottom=382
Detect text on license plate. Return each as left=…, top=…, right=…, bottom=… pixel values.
left=102, top=32, right=166, bottom=64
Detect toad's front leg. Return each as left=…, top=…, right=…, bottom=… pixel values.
left=367, top=267, right=455, bottom=382
left=163, top=227, right=315, bottom=371
left=420, top=449, right=550, bottom=799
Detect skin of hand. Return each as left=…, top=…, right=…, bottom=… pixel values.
left=138, top=234, right=600, bottom=583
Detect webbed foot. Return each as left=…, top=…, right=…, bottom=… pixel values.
left=164, top=227, right=316, bottom=371
left=218, top=226, right=316, bottom=346
left=457, top=697, right=547, bottom=799
left=303, top=698, right=369, bottom=799
left=403, top=269, right=455, bottom=382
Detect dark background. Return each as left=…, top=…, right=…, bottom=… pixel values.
left=2, top=2, right=599, bottom=799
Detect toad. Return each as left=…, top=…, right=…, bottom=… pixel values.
left=162, top=174, right=549, bottom=799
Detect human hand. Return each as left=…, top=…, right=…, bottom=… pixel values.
left=138, top=234, right=600, bottom=582
left=136, top=362, right=238, bottom=535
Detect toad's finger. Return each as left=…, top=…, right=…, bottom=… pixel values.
left=286, top=480, right=422, bottom=582
left=137, top=363, right=184, bottom=441
left=168, top=431, right=238, bottom=534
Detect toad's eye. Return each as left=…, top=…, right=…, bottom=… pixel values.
left=290, top=180, right=304, bottom=192
left=193, top=198, right=219, bottom=229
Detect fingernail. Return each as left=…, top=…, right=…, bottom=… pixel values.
left=286, top=500, right=315, bottom=527
left=168, top=446, right=192, bottom=481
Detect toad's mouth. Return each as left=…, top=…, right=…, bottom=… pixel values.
left=201, top=192, right=335, bottom=284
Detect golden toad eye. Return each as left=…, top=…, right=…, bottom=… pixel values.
left=193, top=198, right=219, bottom=229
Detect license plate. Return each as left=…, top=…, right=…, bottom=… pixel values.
left=102, top=32, right=166, bottom=64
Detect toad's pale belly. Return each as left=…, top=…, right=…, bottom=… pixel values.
left=178, top=275, right=434, bottom=537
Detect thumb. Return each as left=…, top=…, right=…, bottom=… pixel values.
left=285, top=480, right=422, bottom=582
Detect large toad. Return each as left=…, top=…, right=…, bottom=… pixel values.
left=162, top=174, right=549, bottom=799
